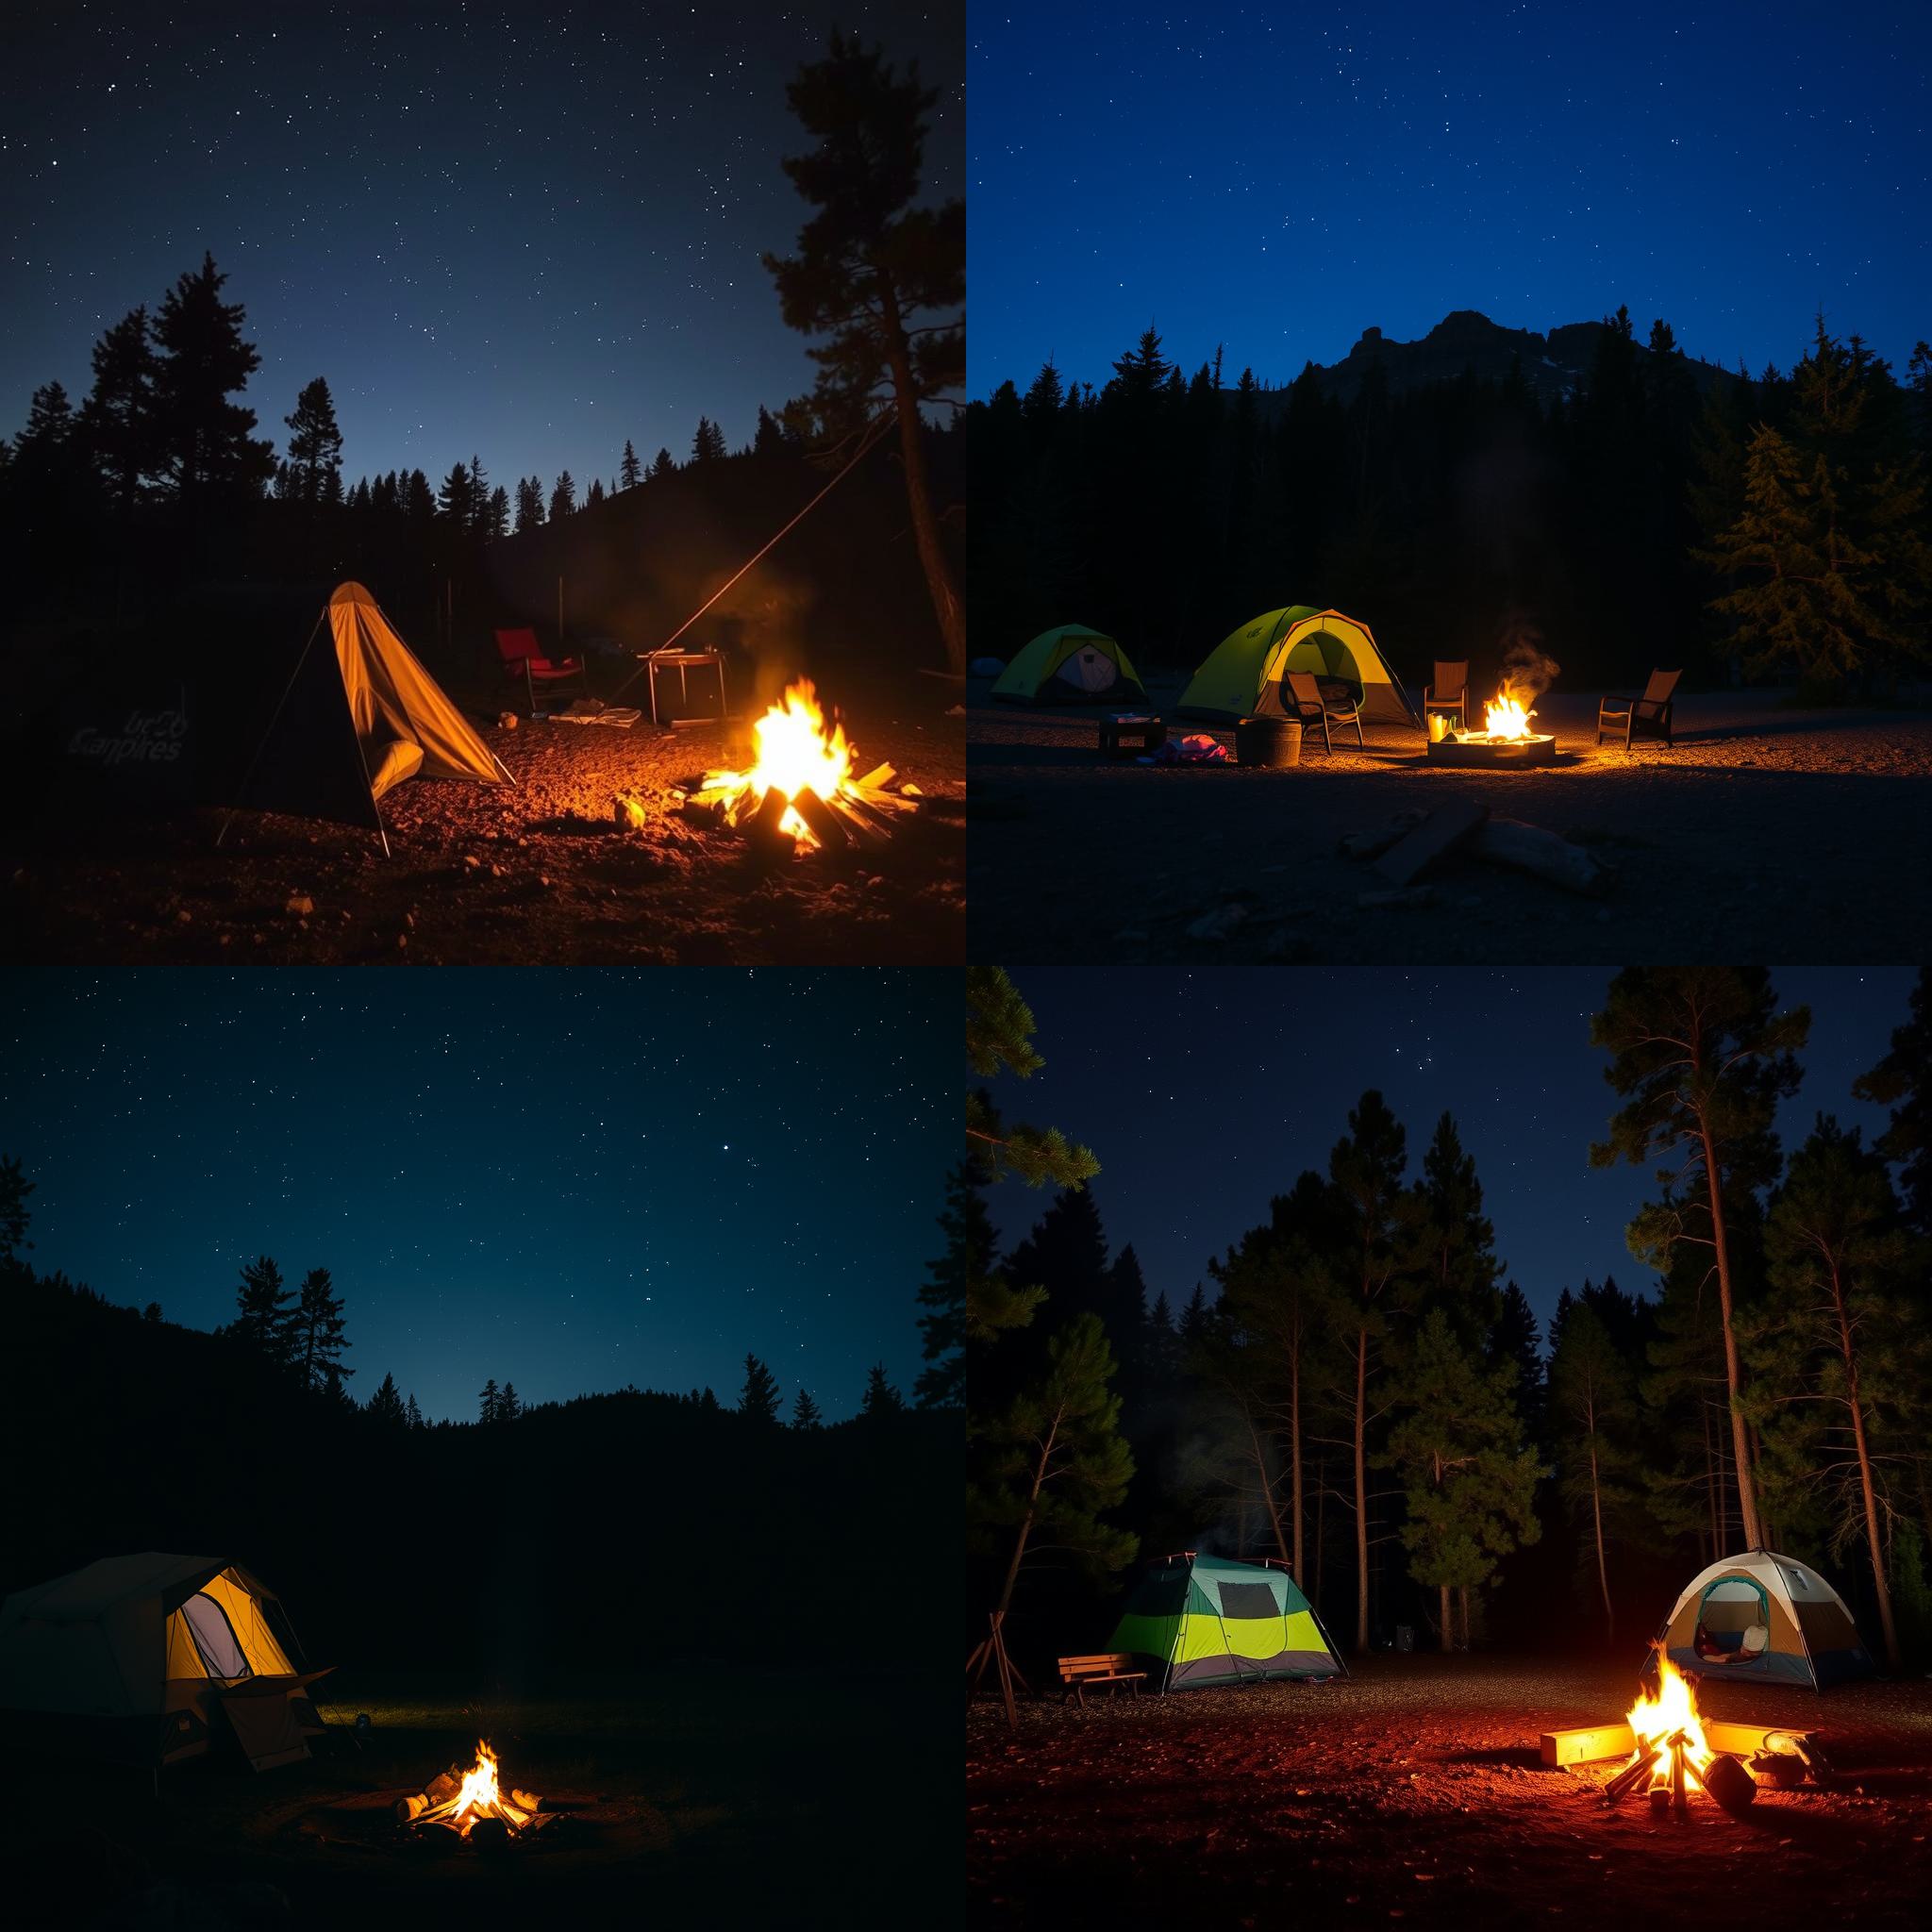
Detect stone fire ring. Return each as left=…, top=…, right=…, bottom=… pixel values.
left=1425, top=734, right=1557, bottom=768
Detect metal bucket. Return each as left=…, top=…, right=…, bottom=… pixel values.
left=1235, top=717, right=1302, bottom=768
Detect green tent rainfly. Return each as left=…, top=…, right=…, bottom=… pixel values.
left=1109, top=1551, right=1347, bottom=1691
left=992, top=625, right=1147, bottom=705
left=1177, top=606, right=1420, bottom=728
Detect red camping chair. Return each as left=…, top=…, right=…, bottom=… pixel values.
left=493, top=627, right=588, bottom=712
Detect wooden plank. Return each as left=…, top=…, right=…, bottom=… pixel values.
left=1541, top=1722, right=1635, bottom=1768
left=856, top=762, right=897, bottom=791
left=1373, top=799, right=1488, bottom=886
left=1707, top=1720, right=1816, bottom=1758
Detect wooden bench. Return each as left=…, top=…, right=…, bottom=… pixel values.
left=1058, top=1652, right=1146, bottom=1707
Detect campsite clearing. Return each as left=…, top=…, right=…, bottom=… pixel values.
left=5, top=696, right=964, bottom=965
left=966, top=683, right=1932, bottom=963
left=969, top=1652, right=1932, bottom=1930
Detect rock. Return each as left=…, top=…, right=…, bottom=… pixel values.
left=1186, top=903, right=1248, bottom=941
left=397, top=934, right=408, bottom=950
left=498, top=711, right=519, bottom=729
left=462, top=854, right=482, bottom=872
left=284, top=894, right=315, bottom=917
left=538, top=874, right=552, bottom=889
left=175, top=908, right=192, bottom=924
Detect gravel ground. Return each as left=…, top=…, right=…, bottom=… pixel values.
left=966, top=682, right=1932, bottom=963
left=969, top=1653, right=1932, bottom=1930
left=4, top=696, right=964, bottom=965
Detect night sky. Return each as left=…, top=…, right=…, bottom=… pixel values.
left=0, top=970, right=951, bottom=1423
left=969, top=0, right=1930, bottom=392
left=3, top=3, right=961, bottom=486
left=986, top=967, right=1916, bottom=1347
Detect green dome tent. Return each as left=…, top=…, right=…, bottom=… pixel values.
left=1109, top=1551, right=1346, bottom=1691
left=1177, top=607, right=1420, bottom=728
left=992, top=625, right=1147, bottom=705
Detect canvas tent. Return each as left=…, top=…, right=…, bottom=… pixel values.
left=992, top=625, right=1147, bottom=705
left=1109, top=1551, right=1346, bottom=1691
left=1654, top=1550, right=1874, bottom=1690
left=1177, top=607, right=1420, bottom=727
left=222, top=580, right=513, bottom=853
left=0, top=1554, right=331, bottom=1770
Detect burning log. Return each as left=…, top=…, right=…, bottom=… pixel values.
left=788, top=785, right=852, bottom=857
left=1600, top=1740, right=1666, bottom=1807
left=1700, top=1753, right=1757, bottom=1814
left=401, top=1740, right=544, bottom=1844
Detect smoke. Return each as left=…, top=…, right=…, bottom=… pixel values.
left=1496, top=618, right=1560, bottom=700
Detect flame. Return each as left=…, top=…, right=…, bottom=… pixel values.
left=1483, top=686, right=1536, bottom=741
left=704, top=679, right=854, bottom=847
left=1624, top=1649, right=1713, bottom=1788
left=442, top=1740, right=533, bottom=1835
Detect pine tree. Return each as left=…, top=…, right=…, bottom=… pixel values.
left=970, top=1312, right=1137, bottom=1617
left=465, top=454, right=491, bottom=536
left=915, top=1159, right=1001, bottom=1406
left=549, top=471, right=575, bottom=520
left=754, top=405, right=789, bottom=455
left=739, top=1352, right=781, bottom=1423
left=149, top=253, right=275, bottom=512
left=1752, top=1118, right=1911, bottom=1668
left=1547, top=1301, right=1642, bottom=1641
left=620, top=439, right=641, bottom=489
left=514, top=475, right=544, bottom=532
left=366, top=1372, right=408, bottom=1425
left=1591, top=968, right=1810, bottom=1550
left=82, top=307, right=158, bottom=516
left=1854, top=966, right=1932, bottom=1236
left=234, top=1256, right=295, bottom=1362
left=0, top=1153, right=33, bottom=1265
left=406, top=1392, right=424, bottom=1428
left=499, top=1380, right=521, bottom=1420
left=587, top=475, right=606, bottom=507
left=649, top=446, right=675, bottom=480
left=292, top=1266, right=353, bottom=1390
left=763, top=34, right=965, bottom=673
left=791, top=1387, right=823, bottom=1428
left=283, top=377, right=343, bottom=503
left=478, top=1377, right=500, bottom=1424
left=438, top=459, right=475, bottom=526
left=482, top=484, right=510, bottom=539
left=1414, top=1111, right=1501, bottom=1341
left=143, top=1301, right=162, bottom=1322
left=15, top=381, right=75, bottom=461
left=1382, top=1307, right=1542, bottom=1650
left=1487, top=1282, right=1544, bottom=1441
left=691, top=416, right=726, bottom=462
left=965, top=967, right=1100, bottom=1190
left=860, top=1363, right=905, bottom=1415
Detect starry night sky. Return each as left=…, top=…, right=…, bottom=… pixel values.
left=3, top=3, right=961, bottom=487
left=0, top=970, right=950, bottom=1423
left=969, top=0, right=1930, bottom=392
left=985, top=967, right=1916, bottom=1348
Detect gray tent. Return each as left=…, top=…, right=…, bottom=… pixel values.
left=0, top=1553, right=330, bottom=1770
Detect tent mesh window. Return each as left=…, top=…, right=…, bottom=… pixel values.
left=1693, top=1578, right=1768, bottom=1660
left=1217, top=1581, right=1280, bottom=1621
left=181, top=1592, right=252, bottom=1679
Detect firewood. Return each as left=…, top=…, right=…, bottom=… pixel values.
left=1339, top=810, right=1424, bottom=861
left=790, top=787, right=852, bottom=856
left=393, top=1794, right=427, bottom=1824
left=1600, top=1740, right=1665, bottom=1806
left=856, top=762, right=897, bottom=791
left=741, top=786, right=797, bottom=858
left=1373, top=800, right=1488, bottom=885
left=1467, top=817, right=1608, bottom=896
left=510, top=1789, right=541, bottom=1814
left=422, top=1771, right=461, bottom=1807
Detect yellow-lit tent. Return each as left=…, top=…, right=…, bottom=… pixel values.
left=0, top=1553, right=330, bottom=1771
left=222, top=581, right=514, bottom=853
left=1177, top=607, right=1420, bottom=727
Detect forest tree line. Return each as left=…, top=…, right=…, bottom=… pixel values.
left=969, top=313, right=1932, bottom=693
left=0, top=34, right=966, bottom=667
left=956, top=968, right=1932, bottom=1669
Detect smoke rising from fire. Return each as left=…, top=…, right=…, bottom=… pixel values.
left=1497, top=620, right=1560, bottom=699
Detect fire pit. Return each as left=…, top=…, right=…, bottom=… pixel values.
left=650, top=678, right=923, bottom=856
left=1427, top=684, right=1557, bottom=767
left=397, top=1740, right=554, bottom=1849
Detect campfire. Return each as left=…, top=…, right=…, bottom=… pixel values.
left=398, top=1739, right=553, bottom=1846
left=648, top=678, right=922, bottom=855
left=1427, top=678, right=1557, bottom=767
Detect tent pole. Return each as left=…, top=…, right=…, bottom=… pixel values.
left=218, top=607, right=329, bottom=848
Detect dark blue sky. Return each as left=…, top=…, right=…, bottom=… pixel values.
left=0, top=970, right=950, bottom=1422
left=987, top=968, right=1915, bottom=1347
left=969, top=0, right=1930, bottom=392
left=3, top=3, right=961, bottom=488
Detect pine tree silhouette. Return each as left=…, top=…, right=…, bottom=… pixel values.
left=549, top=471, right=576, bottom=519
left=587, top=476, right=606, bottom=507
left=82, top=308, right=158, bottom=518
left=438, top=459, right=475, bottom=526
left=500, top=1381, right=521, bottom=1419
left=0, top=1153, right=34, bottom=1264
left=293, top=1265, right=353, bottom=1390
left=620, top=439, right=641, bottom=489
left=483, top=484, right=510, bottom=538
left=649, top=446, right=675, bottom=479
left=739, top=1353, right=781, bottom=1422
left=234, top=1256, right=295, bottom=1362
left=791, top=1387, right=823, bottom=1428
left=406, top=1392, right=424, bottom=1428
left=515, top=475, right=544, bottom=531
left=283, top=377, right=343, bottom=503
left=366, top=1371, right=408, bottom=1425
left=149, top=253, right=275, bottom=516
left=860, top=1362, right=905, bottom=1416
left=479, top=1376, right=501, bottom=1423
left=691, top=416, right=726, bottom=463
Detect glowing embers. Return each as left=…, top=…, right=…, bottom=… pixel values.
left=671, top=678, right=923, bottom=856
left=399, top=1740, right=553, bottom=1848
left=1427, top=679, right=1557, bottom=766
left=1600, top=1650, right=1755, bottom=1819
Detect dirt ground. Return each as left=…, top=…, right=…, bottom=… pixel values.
left=4, top=696, right=964, bottom=965
left=0, top=1669, right=953, bottom=1929
left=966, top=681, right=1932, bottom=963
left=968, top=1652, right=1932, bottom=1930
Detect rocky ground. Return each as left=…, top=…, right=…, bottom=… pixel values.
left=5, top=696, right=964, bottom=965
left=969, top=1653, right=1932, bottom=1930
left=966, top=683, right=1932, bottom=963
